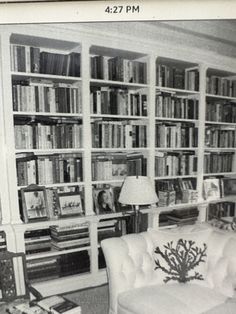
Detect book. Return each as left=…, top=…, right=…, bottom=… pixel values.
left=38, top=296, right=81, bottom=314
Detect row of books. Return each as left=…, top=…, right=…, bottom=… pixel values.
left=16, top=153, right=83, bottom=186
left=208, top=202, right=236, bottom=220
left=206, top=75, right=236, bottom=97
left=11, top=44, right=81, bottom=77
left=90, top=87, right=147, bottom=116
left=155, top=123, right=198, bottom=148
left=14, top=123, right=83, bottom=149
left=155, top=152, right=197, bottom=176
left=204, top=152, right=234, bottom=173
left=12, top=81, right=82, bottom=114
left=156, top=178, right=197, bottom=206
left=26, top=251, right=90, bottom=282
left=156, top=64, right=199, bottom=91
left=90, top=55, right=147, bottom=84
left=92, top=153, right=146, bottom=181
left=91, top=120, right=147, bottom=148
left=205, top=126, right=236, bottom=148
left=206, top=102, right=236, bottom=123
left=155, top=94, right=198, bottom=119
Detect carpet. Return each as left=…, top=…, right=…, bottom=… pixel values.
left=65, top=284, right=109, bottom=314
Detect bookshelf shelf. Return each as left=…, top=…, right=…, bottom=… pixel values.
left=17, top=182, right=85, bottom=190
left=92, top=179, right=124, bottom=185
left=155, top=147, right=198, bottom=151
left=91, top=147, right=149, bottom=152
left=90, top=78, right=148, bottom=89
left=205, top=121, right=236, bottom=126
left=156, top=86, right=199, bottom=95
left=26, top=246, right=91, bottom=261
left=13, top=112, right=83, bottom=118
left=205, top=147, right=236, bottom=152
left=91, top=114, right=148, bottom=120
left=11, top=72, right=82, bottom=83
left=203, top=172, right=236, bottom=177
left=155, top=117, right=198, bottom=123
left=155, top=175, right=197, bottom=180
left=15, top=148, right=85, bottom=154
left=206, top=93, right=236, bottom=101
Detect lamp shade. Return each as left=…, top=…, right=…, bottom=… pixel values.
left=119, top=176, right=158, bottom=205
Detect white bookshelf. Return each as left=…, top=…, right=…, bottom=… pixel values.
left=0, top=24, right=235, bottom=295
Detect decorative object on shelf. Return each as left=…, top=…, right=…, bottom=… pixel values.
left=58, top=191, right=83, bottom=217
left=119, top=176, right=158, bottom=233
left=203, top=178, right=221, bottom=201
left=93, top=186, right=115, bottom=214
left=21, top=184, right=49, bottom=223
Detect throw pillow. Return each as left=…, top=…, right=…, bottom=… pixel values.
left=148, top=228, right=212, bottom=286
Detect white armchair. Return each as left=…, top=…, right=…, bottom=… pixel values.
left=101, top=225, right=236, bottom=314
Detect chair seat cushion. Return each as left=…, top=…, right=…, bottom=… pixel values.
left=117, top=284, right=227, bottom=314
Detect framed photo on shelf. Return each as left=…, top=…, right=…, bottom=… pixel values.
left=58, top=191, right=83, bottom=217
left=21, top=184, right=48, bottom=222
left=93, top=187, right=115, bottom=215
left=203, top=178, right=221, bottom=201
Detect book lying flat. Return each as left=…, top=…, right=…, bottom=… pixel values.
left=38, top=295, right=81, bottom=314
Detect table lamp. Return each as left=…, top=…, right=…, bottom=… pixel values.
left=119, top=176, right=158, bottom=233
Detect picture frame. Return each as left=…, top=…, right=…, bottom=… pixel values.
left=58, top=191, right=83, bottom=217
left=93, top=187, right=115, bottom=215
left=203, top=178, right=221, bottom=201
left=21, top=184, right=48, bottom=222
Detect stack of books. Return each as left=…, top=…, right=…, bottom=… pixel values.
left=24, top=229, right=51, bottom=255
left=166, top=208, right=199, bottom=225
left=50, top=223, right=90, bottom=251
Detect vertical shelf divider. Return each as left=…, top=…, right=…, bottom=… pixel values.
left=81, top=42, right=94, bottom=217
left=0, top=32, right=21, bottom=224
left=147, top=53, right=158, bottom=227
left=197, top=63, right=208, bottom=222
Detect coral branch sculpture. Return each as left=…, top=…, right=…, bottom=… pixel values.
left=154, top=239, right=207, bottom=283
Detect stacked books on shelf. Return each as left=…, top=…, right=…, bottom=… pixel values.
left=165, top=207, right=199, bottom=226
left=90, top=87, right=147, bottom=116
left=16, top=153, right=83, bottom=186
left=206, top=75, right=236, bottom=97
left=155, top=93, right=198, bottom=119
left=156, top=63, right=199, bottom=91
left=14, top=122, right=83, bottom=149
left=24, top=229, right=51, bottom=255
left=12, top=80, right=82, bottom=114
left=155, top=151, right=197, bottom=176
left=92, top=152, right=146, bottom=181
left=10, top=44, right=81, bottom=77
left=27, top=256, right=60, bottom=282
left=156, top=178, right=198, bottom=206
left=205, top=126, right=236, bottom=148
left=90, top=55, right=147, bottom=84
left=98, top=219, right=122, bottom=242
left=50, top=223, right=90, bottom=251
left=206, top=101, right=236, bottom=123
left=91, top=120, right=147, bottom=148
left=155, top=122, right=198, bottom=148
left=38, top=295, right=81, bottom=314
left=204, top=152, right=234, bottom=173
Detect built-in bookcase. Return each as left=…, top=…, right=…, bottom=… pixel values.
left=0, top=25, right=236, bottom=296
